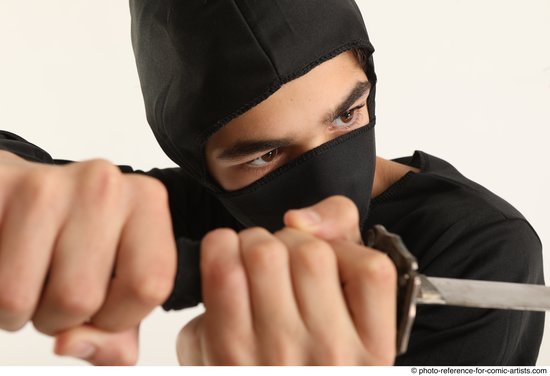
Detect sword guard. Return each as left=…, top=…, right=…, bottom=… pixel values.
left=366, top=225, right=421, bottom=355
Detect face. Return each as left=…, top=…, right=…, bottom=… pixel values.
left=206, top=51, right=370, bottom=191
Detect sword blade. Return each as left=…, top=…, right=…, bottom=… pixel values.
left=418, top=275, right=550, bottom=311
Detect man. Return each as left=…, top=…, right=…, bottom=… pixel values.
left=0, top=0, right=544, bottom=365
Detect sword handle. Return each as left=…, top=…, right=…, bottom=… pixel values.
left=366, top=225, right=421, bottom=355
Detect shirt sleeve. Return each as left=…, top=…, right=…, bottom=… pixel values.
left=133, top=167, right=241, bottom=310
left=0, top=130, right=56, bottom=163
left=395, top=217, right=545, bottom=366
left=0, top=130, right=239, bottom=310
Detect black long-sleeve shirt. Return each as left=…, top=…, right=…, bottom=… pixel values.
left=0, top=130, right=544, bottom=365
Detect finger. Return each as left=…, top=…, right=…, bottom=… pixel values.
left=239, top=228, right=303, bottom=340
left=275, top=228, right=355, bottom=336
left=176, top=314, right=205, bottom=366
left=0, top=169, right=67, bottom=330
left=55, top=324, right=139, bottom=366
left=283, top=195, right=362, bottom=244
left=200, top=228, right=255, bottom=361
left=33, top=162, right=126, bottom=335
left=331, top=240, right=396, bottom=364
left=91, top=176, right=176, bottom=331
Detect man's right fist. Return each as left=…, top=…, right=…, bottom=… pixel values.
left=0, top=151, right=176, bottom=336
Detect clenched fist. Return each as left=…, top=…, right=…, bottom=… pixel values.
left=177, top=196, right=397, bottom=365
left=0, top=151, right=176, bottom=337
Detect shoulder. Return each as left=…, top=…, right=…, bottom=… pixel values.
left=390, top=150, right=529, bottom=222
left=369, top=151, right=543, bottom=283
left=383, top=152, right=545, bottom=365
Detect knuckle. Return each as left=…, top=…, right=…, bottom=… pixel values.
left=82, top=158, right=118, bottom=174
left=0, top=321, right=26, bottom=332
left=357, top=252, right=397, bottom=285
left=128, top=175, right=171, bottom=218
left=110, top=347, right=138, bottom=366
left=127, top=273, right=173, bottom=307
left=0, top=291, right=30, bottom=314
left=335, top=196, right=360, bottom=229
left=201, top=228, right=239, bottom=266
left=0, top=289, right=34, bottom=328
left=239, top=226, right=270, bottom=237
left=328, top=195, right=359, bottom=217
left=31, top=320, right=57, bottom=336
left=202, top=228, right=238, bottom=253
left=21, top=168, right=60, bottom=206
left=203, top=257, right=243, bottom=292
left=53, top=286, right=104, bottom=317
left=80, top=159, right=122, bottom=202
left=294, top=239, right=335, bottom=276
left=86, top=340, right=139, bottom=366
left=242, top=238, right=286, bottom=271
left=133, top=175, right=168, bottom=202
left=217, top=346, right=246, bottom=366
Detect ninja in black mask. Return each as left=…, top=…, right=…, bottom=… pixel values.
left=0, top=0, right=543, bottom=367
left=132, top=0, right=411, bottom=320
left=127, top=0, right=411, bottom=364
left=129, top=0, right=544, bottom=366
left=132, top=0, right=379, bottom=233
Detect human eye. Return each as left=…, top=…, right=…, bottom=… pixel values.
left=246, top=148, right=280, bottom=168
left=331, top=103, right=366, bottom=129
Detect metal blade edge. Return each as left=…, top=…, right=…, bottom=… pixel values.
left=418, top=276, right=550, bottom=312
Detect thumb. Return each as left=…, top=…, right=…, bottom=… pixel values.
left=283, top=195, right=362, bottom=244
left=54, top=324, right=140, bottom=366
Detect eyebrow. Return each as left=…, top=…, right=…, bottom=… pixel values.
left=216, top=80, right=371, bottom=161
left=323, top=80, right=371, bottom=124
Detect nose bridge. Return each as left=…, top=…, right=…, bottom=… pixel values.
left=297, top=129, right=334, bottom=155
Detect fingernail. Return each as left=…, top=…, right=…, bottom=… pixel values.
left=294, top=208, right=322, bottom=226
left=65, top=342, right=96, bottom=360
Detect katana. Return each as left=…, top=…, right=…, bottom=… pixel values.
left=366, top=225, right=550, bottom=355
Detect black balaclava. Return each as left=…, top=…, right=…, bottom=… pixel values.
left=130, top=0, right=377, bottom=232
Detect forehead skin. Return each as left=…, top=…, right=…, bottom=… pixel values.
left=206, top=50, right=368, bottom=189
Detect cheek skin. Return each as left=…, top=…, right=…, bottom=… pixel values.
left=213, top=166, right=244, bottom=191
left=205, top=149, right=232, bottom=190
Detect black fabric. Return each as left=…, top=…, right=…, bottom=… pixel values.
left=130, top=0, right=379, bottom=232
left=129, top=0, right=376, bottom=184
left=366, top=151, right=545, bottom=365
left=148, top=149, right=546, bottom=365
left=0, top=131, right=544, bottom=364
left=1, top=1, right=545, bottom=362
left=0, top=131, right=55, bottom=164
left=0, top=0, right=544, bottom=365
left=216, top=123, right=376, bottom=232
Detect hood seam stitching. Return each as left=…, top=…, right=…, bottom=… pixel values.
left=197, top=40, right=373, bottom=146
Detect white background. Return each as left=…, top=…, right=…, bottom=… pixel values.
left=0, top=0, right=548, bottom=366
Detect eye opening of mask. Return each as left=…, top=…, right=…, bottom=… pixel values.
left=217, top=120, right=375, bottom=198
